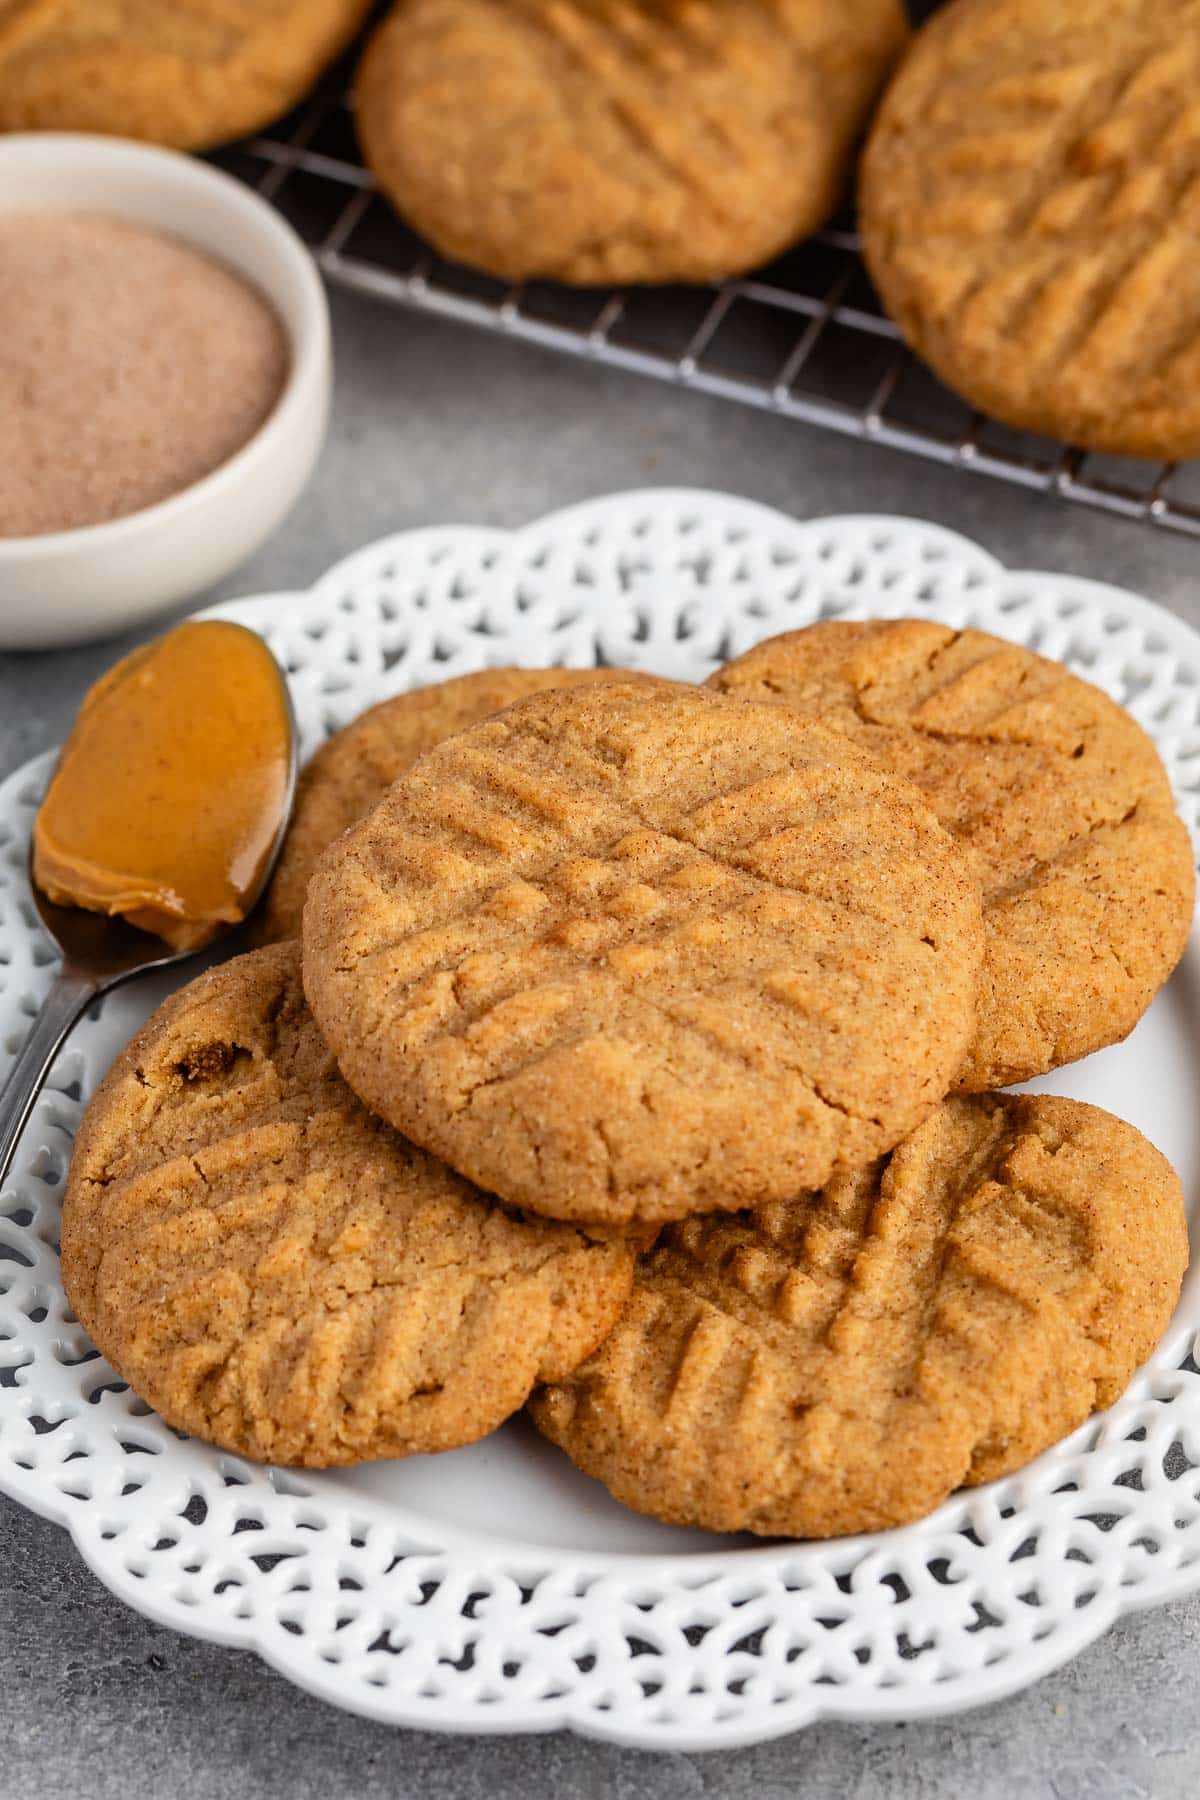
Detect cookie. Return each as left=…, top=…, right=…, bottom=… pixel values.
left=60, top=943, right=637, bottom=1468
left=860, top=0, right=1200, bottom=458
left=0, top=0, right=372, bottom=151
left=257, top=667, right=659, bottom=945
left=532, top=1092, right=1188, bottom=1537
left=709, top=621, right=1196, bottom=1090
left=302, top=679, right=984, bottom=1227
left=354, top=0, right=908, bottom=285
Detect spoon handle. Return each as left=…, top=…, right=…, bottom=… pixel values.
left=0, top=967, right=98, bottom=1193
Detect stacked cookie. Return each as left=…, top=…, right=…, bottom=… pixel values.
left=61, top=638, right=1194, bottom=1537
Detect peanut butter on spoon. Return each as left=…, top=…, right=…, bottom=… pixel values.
left=0, top=618, right=295, bottom=1202
left=33, top=620, right=293, bottom=951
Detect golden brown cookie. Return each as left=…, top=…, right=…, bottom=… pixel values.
left=303, top=679, right=984, bottom=1227
left=532, top=1092, right=1189, bottom=1538
left=860, top=0, right=1200, bottom=457
left=60, top=943, right=637, bottom=1468
left=256, top=667, right=660, bottom=945
left=0, top=0, right=372, bottom=151
left=709, top=621, right=1195, bottom=1090
left=354, top=0, right=908, bottom=285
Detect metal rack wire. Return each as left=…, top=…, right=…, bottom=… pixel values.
left=213, top=80, right=1200, bottom=541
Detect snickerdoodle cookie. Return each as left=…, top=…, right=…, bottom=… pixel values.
left=532, top=1092, right=1188, bottom=1538
left=0, top=0, right=372, bottom=150
left=709, top=621, right=1195, bottom=1090
left=860, top=0, right=1200, bottom=457
left=60, top=943, right=637, bottom=1467
left=302, top=680, right=984, bottom=1228
left=354, top=0, right=908, bottom=285
left=257, top=667, right=659, bottom=945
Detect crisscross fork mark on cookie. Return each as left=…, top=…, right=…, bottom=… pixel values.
left=531, top=1093, right=1189, bottom=1537
left=254, top=667, right=663, bottom=945
left=303, top=681, right=983, bottom=1225
left=511, top=0, right=787, bottom=226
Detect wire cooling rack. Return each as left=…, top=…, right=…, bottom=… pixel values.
left=212, top=69, right=1200, bottom=541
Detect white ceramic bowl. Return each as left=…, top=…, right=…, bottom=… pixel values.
left=0, top=134, right=331, bottom=650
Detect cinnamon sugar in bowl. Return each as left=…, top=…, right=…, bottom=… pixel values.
left=0, top=135, right=330, bottom=649
left=1, top=213, right=290, bottom=539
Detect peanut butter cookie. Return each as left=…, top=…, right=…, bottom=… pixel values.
left=709, top=621, right=1196, bottom=1090
left=355, top=0, right=908, bottom=285
left=532, top=1092, right=1189, bottom=1538
left=0, top=0, right=372, bottom=151
left=257, top=667, right=659, bottom=945
left=61, top=943, right=637, bottom=1467
left=861, top=0, right=1200, bottom=457
left=303, top=680, right=984, bottom=1227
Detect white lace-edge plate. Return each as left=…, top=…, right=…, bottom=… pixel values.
left=1, top=491, right=1198, bottom=1752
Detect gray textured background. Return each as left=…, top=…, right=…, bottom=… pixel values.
left=2, top=289, right=1199, bottom=1799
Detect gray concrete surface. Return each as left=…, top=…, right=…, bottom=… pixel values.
left=2, top=286, right=1199, bottom=1799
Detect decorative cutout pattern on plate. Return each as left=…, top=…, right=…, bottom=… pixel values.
left=0, top=491, right=1197, bottom=1749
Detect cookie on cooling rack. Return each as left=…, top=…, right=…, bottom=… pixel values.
left=353, top=0, right=909, bottom=284
left=861, top=0, right=1200, bottom=457
left=709, top=620, right=1196, bottom=1090
left=302, top=679, right=984, bottom=1227
left=0, top=0, right=372, bottom=150
left=256, top=667, right=661, bottom=945
left=532, top=1092, right=1189, bottom=1538
left=61, top=943, right=638, bottom=1468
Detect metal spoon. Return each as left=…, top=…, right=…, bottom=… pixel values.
left=0, top=663, right=298, bottom=1193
